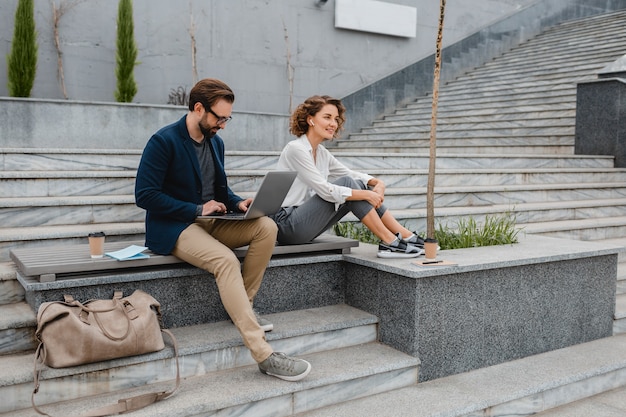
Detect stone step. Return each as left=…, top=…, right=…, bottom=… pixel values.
left=400, top=94, right=576, bottom=113
left=0, top=302, right=36, bottom=355
left=459, top=38, right=626, bottom=70
left=0, top=304, right=419, bottom=416
left=0, top=148, right=142, bottom=171
left=297, top=333, right=626, bottom=417
left=4, top=168, right=626, bottom=200
left=0, top=196, right=143, bottom=227
left=380, top=198, right=626, bottom=228
left=5, top=342, right=418, bottom=417
left=520, top=216, right=626, bottom=241
left=533, top=386, right=626, bottom=417
left=356, top=168, right=626, bottom=188
left=3, top=181, right=626, bottom=230
left=361, top=113, right=576, bottom=133
left=380, top=108, right=576, bottom=123
left=333, top=140, right=574, bottom=155
left=453, top=58, right=619, bottom=85
left=0, top=262, right=21, bottom=306
left=396, top=101, right=576, bottom=116
left=0, top=223, right=145, bottom=262
left=4, top=149, right=616, bottom=172
left=0, top=170, right=137, bottom=197
left=351, top=126, right=575, bottom=138
left=374, top=182, right=626, bottom=211
left=614, top=294, right=626, bottom=335
left=327, top=152, right=616, bottom=170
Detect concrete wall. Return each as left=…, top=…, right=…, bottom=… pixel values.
left=0, top=0, right=539, bottom=114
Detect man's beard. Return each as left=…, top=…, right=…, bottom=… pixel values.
left=199, top=119, right=217, bottom=139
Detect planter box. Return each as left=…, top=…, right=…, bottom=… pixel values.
left=343, top=234, right=622, bottom=381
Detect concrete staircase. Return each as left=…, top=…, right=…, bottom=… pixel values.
left=2, top=9, right=626, bottom=417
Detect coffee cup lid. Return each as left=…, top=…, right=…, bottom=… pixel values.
left=88, top=231, right=106, bottom=237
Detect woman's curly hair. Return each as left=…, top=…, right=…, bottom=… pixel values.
left=289, top=95, right=346, bottom=139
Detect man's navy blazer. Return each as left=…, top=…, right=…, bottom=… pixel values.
left=135, top=115, right=243, bottom=255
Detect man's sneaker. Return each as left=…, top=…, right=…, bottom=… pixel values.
left=377, top=234, right=424, bottom=258
left=254, top=310, right=273, bottom=332
left=258, top=352, right=312, bottom=381
left=402, top=233, right=425, bottom=248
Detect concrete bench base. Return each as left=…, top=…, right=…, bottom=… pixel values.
left=17, top=252, right=348, bottom=328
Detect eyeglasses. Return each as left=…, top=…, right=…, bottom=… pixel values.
left=206, top=107, right=233, bottom=125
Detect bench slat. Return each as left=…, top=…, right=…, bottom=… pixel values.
left=10, top=236, right=358, bottom=282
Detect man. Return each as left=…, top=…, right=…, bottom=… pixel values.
left=135, top=78, right=311, bottom=381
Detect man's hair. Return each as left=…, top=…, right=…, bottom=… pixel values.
left=289, top=95, right=345, bottom=139
left=188, top=78, right=235, bottom=111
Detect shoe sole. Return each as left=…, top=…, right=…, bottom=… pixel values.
left=261, top=360, right=312, bottom=382
left=377, top=250, right=422, bottom=259
left=260, top=323, right=274, bottom=332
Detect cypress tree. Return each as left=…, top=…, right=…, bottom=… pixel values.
left=114, top=0, right=138, bottom=102
left=7, top=0, right=38, bottom=97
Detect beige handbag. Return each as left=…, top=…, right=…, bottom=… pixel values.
left=32, top=290, right=180, bottom=416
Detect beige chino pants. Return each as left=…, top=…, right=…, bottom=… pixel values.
left=172, top=216, right=277, bottom=363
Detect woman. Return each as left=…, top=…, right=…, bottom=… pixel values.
left=270, top=95, right=424, bottom=258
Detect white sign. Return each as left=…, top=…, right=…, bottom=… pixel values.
left=335, top=0, right=417, bottom=38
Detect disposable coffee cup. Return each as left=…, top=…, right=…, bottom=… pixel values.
left=88, top=232, right=106, bottom=258
left=424, top=238, right=438, bottom=260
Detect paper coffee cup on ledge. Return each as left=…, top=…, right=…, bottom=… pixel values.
left=88, top=232, right=106, bottom=258
left=424, top=238, right=438, bottom=260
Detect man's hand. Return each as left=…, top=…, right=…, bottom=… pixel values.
left=238, top=198, right=253, bottom=212
left=202, top=200, right=227, bottom=215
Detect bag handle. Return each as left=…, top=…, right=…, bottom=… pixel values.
left=64, top=292, right=133, bottom=342
left=32, top=329, right=180, bottom=417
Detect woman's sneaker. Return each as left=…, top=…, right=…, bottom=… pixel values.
left=258, top=352, right=312, bottom=381
left=402, top=233, right=425, bottom=248
left=377, top=234, right=424, bottom=258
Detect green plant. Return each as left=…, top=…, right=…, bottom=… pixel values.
left=332, top=222, right=381, bottom=245
left=114, top=0, right=138, bottom=102
left=7, top=0, right=38, bottom=97
left=333, top=212, right=520, bottom=250
left=435, top=211, right=520, bottom=249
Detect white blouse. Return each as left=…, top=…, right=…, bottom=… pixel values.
left=276, top=135, right=373, bottom=208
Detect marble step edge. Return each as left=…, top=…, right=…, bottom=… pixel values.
left=0, top=222, right=145, bottom=243
left=457, top=44, right=626, bottom=71
left=451, top=62, right=616, bottom=84
left=2, top=342, right=418, bottom=417
left=297, top=333, right=626, bottom=417
left=347, top=129, right=575, bottom=138
left=519, top=216, right=626, bottom=235
left=373, top=113, right=577, bottom=124
left=459, top=61, right=620, bottom=83
left=2, top=182, right=626, bottom=213
left=380, top=199, right=626, bottom=219
left=1, top=148, right=613, bottom=161
left=0, top=302, right=36, bottom=331
left=0, top=148, right=143, bottom=155
left=397, top=103, right=576, bottom=114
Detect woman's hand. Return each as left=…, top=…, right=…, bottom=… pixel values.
left=369, top=178, right=385, bottom=202
left=349, top=189, right=383, bottom=209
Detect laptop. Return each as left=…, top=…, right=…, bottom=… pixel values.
left=198, top=171, right=297, bottom=220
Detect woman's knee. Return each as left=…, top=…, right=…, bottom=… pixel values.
left=334, top=176, right=363, bottom=189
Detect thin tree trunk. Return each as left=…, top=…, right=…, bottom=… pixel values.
left=426, top=0, right=446, bottom=239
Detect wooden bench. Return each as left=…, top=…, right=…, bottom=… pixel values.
left=10, top=236, right=359, bottom=283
